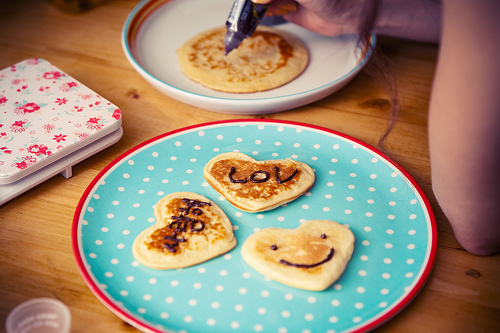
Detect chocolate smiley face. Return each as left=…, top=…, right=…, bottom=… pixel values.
left=241, top=220, right=355, bottom=291
left=270, top=235, right=335, bottom=269
left=268, top=233, right=334, bottom=269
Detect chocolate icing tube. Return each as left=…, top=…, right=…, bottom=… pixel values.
left=223, top=0, right=269, bottom=55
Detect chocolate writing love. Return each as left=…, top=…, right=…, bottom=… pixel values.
left=228, top=166, right=299, bottom=184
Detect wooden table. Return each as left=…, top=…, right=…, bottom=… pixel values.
left=1, top=0, right=498, bottom=332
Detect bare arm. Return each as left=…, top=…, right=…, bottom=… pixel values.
left=375, top=0, right=441, bottom=43
left=429, top=0, right=500, bottom=255
left=254, top=0, right=441, bottom=43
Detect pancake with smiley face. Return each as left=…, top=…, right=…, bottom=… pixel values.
left=241, top=220, right=355, bottom=291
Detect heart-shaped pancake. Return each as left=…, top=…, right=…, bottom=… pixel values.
left=241, top=220, right=355, bottom=291
left=203, top=152, right=315, bottom=213
left=133, top=192, right=236, bottom=269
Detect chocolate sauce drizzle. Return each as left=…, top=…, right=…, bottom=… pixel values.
left=180, top=198, right=211, bottom=212
left=163, top=198, right=210, bottom=253
left=169, top=216, right=205, bottom=232
left=229, top=167, right=247, bottom=183
left=228, top=166, right=298, bottom=184
left=163, top=233, right=186, bottom=253
left=279, top=247, right=335, bottom=268
left=274, top=166, right=299, bottom=184
left=250, top=170, right=270, bottom=183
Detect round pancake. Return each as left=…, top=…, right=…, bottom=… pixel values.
left=177, top=26, right=309, bottom=93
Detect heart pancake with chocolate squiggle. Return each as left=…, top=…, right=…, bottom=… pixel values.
left=203, top=152, right=315, bottom=213
left=241, top=220, right=355, bottom=291
left=132, top=192, right=236, bottom=269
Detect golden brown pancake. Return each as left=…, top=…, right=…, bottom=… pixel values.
left=177, top=26, right=309, bottom=93
left=203, top=152, right=315, bottom=213
left=132, top=192, right=236, bottom=269
left=241, top=220, right=355, bottom=291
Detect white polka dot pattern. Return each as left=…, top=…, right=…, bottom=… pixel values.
left=74, top=121, right=436, bottom=333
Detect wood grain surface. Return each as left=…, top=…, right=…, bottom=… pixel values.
left=1, top=1, right=499, bottom=332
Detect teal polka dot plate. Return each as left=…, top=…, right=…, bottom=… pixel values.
left=73, top=119, right=437, bottom=333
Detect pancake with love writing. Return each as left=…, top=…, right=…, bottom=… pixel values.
left=203, top=152, right=315, bottom=213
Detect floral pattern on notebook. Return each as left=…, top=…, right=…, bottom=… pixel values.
left=0, top=58, right=121, bottom=180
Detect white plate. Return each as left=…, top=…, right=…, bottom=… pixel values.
left=121, top=0, right=375, bottom=114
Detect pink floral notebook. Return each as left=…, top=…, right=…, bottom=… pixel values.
left=0, top=58, right=122, bottom=186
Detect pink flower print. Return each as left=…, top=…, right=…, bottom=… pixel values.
left=39, top=86, right=50, bottom=92
left=74, top=106, right=84, bottom=113
left=53, top=134, right=67, bottom=143
left=16, top=85, right=30, bottom=95
left=10, top=65, right=16, bottom=72
left=26, top=58, right=40, bottom=65
left=11, top=78, right=22, bottom=86
left=10, top=119, right=28, bottom=133
left=43, top=123, right=56, bottom=133
left=86, top=116, right=103, bottom=131
left=12, top=160, right=29, bottom=170
left=79, top=93, right=93, bottom=101
left=24, top=102, right=40, bottom=113
left=59, top=81, right=77, bottom=92
left=78, top=132, right=90, bottom=140
left=55, top=97, right=68, bottom=105
left=0, top=95, right=7, bottom=105
left=15, top=102, right=40, bottom=115
left=12, top=156, right=37, bottom=170
left=43, top=71, right=63, bottom=80
left=112, top=109, right=121, bottom=120
left=88, top=100, right=102, bottom=111
left=1, top=146, right=12, bottom=154
left=28, top=144, right=51, bottom=156
left=59, top=83, right=71, bottom=92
